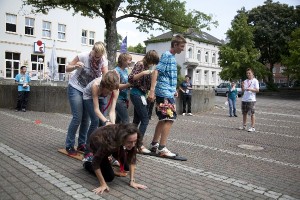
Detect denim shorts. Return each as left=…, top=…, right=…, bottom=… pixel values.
left=155, top=96, right=177, bottom=121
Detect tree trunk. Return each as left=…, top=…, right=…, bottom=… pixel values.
left=101, top=1, right=120, bottom=70
left=269, top=63, right=274, bottom=83
left=104, top=17, right=118, bottom=69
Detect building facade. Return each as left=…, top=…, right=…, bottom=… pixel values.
left=0, top=0, right=107, bottom=81
left=145, top=31, right=224, bottom=88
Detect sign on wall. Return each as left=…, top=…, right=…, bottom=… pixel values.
left=34, top=40, right=45, bottom=53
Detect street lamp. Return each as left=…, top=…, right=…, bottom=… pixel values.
left=38, top=58, right=43, bottom=84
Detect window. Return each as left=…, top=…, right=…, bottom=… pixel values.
left=6, top=14, right=17, bottom=32
left=212, top=71, right=216, bottom=82
left=25, top=17, right=35, bottom=35
left=188, top=47, right=193, bottom=58
left=205, top=52, right=209, bottom=63
left=204, top=70, right=208, bottom=84
left=272, top=67, right=276, bottom=73
left=280, top=66, right=285, bottom=73
left=212, top=53, right=216, bottom=64
left=31, top=54, right=44, bottom=71
left=195, top=70, right=200, bottom=82
left=81, top=30, right=87, bottom=44
left=5, top=52, right=20, bottom=78
left=197, top=50, right=201, bottom=61
left=89, top=31, right=95, bottom=45
left=42, top=21, right=51, bottom=38
left=57, top=57, right=66, bottom=73
left=58, top=24, right=66, bottom=40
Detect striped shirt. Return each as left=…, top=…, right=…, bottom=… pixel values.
left=155, top=51, right=177, bottom=98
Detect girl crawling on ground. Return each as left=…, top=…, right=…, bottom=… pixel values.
left=83, top=123, right=147, bottom=194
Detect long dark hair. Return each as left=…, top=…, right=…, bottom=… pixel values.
left=91, top=123, right=142, bottom=164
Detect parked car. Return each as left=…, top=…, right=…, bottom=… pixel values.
left=259, top=82, right=267, bottom=91
left=215, top=83, right=243, bottom=97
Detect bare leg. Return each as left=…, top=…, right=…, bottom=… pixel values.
left=251, top=114, right=255, bottom=127
left=159, top=121, right=173, bottom=146
left=152, top=121, right=164, bottom=143
left=243, top=114, right=247, bottom=126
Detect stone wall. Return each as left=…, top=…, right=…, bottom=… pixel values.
left=0, top=83, right=215, bottom=115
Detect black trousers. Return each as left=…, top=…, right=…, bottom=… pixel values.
left=182, top=95, right=192, bottom=113
left=147, top=99, right=155, bottom=119
left=83, top=152, right=129, bottom=182
left=16, top=91, right=30, bottom=110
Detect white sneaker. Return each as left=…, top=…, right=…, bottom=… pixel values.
left=156, top=147, right=176, bottom=157
left=149, top=142, right=159, bottom=152
left=182, top=113, right=186, bottom=116
left=248, top=127, right=255, bottom=132
left=140, top=145, right=151, bottom=154
left=187, top=113, right=193, bottom=116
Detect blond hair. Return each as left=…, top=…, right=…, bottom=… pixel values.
left=100, top=70, right=119, bottom=91
left=171, top=34, right=186, bottom=48
left=92, top=41, right=107, bottom=57
left=118, top=53, right=132, bottom=66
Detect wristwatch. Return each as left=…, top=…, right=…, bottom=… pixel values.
left=104, top=119, right=110, bottom=125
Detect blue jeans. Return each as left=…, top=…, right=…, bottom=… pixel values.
left=65, top=85, right=90, bottom=148
left=228, top=98, right=236, bottom=116
left=116, top=99, right=129, bottom=124
left=130, top=94, right=149, bottom=141
left=98, top=97, right=108, bottom=126
left=84, top=97, right=107, bottom=154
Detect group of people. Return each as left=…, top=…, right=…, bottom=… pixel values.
left=62, top=35, right=187, bottom=194
left=13, top=34, right=260, bottom=195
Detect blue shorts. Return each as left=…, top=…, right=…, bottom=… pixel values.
left=155, top=96, right=177, bottom=121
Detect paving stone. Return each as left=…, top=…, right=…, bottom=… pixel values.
left=27, top=194, right=43, bottom=200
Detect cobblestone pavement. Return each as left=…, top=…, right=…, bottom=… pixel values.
left=0, top=95, right=299, bottom=200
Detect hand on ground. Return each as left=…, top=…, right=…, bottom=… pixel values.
left=130, top=182, right=147, bottom=189
left=92, top=184, right=109, bottom=194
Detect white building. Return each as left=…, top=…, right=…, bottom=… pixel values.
left=145, top=31, right=224, bottom=88
left=0, top=0, right=106, bottom=80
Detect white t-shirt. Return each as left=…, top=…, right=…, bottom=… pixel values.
left=242, top=78, right=259, bottom=102
left=69, top=52, right=108, bottom=92
left=83, top=77, right=102, bottom=100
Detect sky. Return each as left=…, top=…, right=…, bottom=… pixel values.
left=116, top=0, right=299, bottom=46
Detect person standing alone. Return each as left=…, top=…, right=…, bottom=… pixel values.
left=240, top=68, right=259, bottom=132
left=227, top=82, right=238, bottom=117
left=179, top=75, right=193, bottom=116
left=15, top=66, right=31, bottom=112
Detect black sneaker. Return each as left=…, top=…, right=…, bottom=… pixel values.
left=77, top=144, right=86, bottom=152
left=66, top=147, right=77, bottom=155
left=149, top=142, right=159, bottom=153
left=234, top=114, right=238, bottom=117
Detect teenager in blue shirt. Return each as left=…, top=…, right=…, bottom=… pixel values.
left=227, top=82, right=238, bottom=117
left=15, top=66, right=31, bottom=112
left=148, top=35, right=186, bottom=157
left=114, top=53, right=132, bottom=124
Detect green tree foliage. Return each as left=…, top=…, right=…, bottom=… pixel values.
left=24, top=0, right=217, bottom=68
left=219, top=10, right=267, bottom=81
left=127, top=43, right=146, bottom=54
left=247, top=0, right=299, bottom=82
left=177, top=64, right=185, bottom=89
left=282, top=28, right=300, bottom=81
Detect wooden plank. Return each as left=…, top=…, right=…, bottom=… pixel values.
left=58, top=148, right=83, bottom=161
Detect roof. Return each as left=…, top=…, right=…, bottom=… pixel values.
left=144, top=31, right=224, bottom=46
